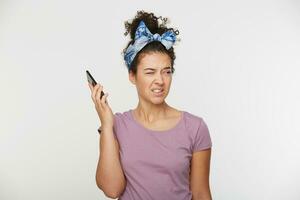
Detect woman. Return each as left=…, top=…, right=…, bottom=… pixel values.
left=89, top=10, right=213, bottom=200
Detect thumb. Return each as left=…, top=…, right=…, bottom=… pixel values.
left=105, top=93, right=109, bottom=104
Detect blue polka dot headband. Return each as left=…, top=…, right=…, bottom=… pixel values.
left=124, top=20, right=177, bottom=70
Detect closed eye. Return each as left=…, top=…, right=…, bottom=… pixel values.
left=145, top=70, right=172, bottom=75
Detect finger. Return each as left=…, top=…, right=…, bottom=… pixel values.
left=88, top=82, right=95, bottom=89
left=101, top=92, right=108, bottom=105
left=90, top=84, right=96, bottom=102
left=92, top=84, right=100, bottom=101
left=104, top=93, right=109, bottom=105
left=88, top=83, right=93, bottom=92
left=96, top=85, right=104, bottom=108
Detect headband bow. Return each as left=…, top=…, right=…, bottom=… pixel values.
left=124, top=20, right=177, bottom=69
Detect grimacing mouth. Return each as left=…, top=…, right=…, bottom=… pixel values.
left=151, top=88, right=164, bottom=92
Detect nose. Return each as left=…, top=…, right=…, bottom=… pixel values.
left=154, top=72, right=164, bottom=84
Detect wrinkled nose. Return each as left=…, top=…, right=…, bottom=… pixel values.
left=154, top=73, right=164, bottom=85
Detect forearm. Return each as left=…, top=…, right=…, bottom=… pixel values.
left=192, top=193, right=212, bottom=200
left=95, top=126, right=126, bottom=198
left=192, top=188, right=212, bottom=200
left=192, top=197, right=212, bottom=200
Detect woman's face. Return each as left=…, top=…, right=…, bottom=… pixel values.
left=129, top=52, right=173, bottom=105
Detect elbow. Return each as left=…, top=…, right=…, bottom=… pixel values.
left=102, top=190, right=121, bottom=199
left=192, top=192, right=212, bottom=200
left=192, top=188, right=212, bottom=200
left=99, top=186, right=125, bottom=199
left=95, top=175, right=126, bottom=198
left=109, top=191, right=124, bottom=199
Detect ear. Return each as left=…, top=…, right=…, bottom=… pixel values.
left=128, top=71, right=137, bottom=85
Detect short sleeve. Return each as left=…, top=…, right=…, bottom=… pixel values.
left=192, top=118, right=212, bottom=152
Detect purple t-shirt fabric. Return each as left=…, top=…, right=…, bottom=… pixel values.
left=112, top=109, right=212, bottom=200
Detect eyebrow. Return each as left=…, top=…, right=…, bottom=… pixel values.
left=143, top=67, right=171, bottom=71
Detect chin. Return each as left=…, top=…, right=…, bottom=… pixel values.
left=150, top=96, right=166, bottom=104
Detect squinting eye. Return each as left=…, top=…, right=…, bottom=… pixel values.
left=146, top=71, right=172, bottom=75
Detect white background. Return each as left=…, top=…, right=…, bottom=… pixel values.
left=1, top=0, right=300, bottom=199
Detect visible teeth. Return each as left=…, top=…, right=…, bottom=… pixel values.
left=152, top=89, right=162, bottom=93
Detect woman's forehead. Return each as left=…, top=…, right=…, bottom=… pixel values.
left=138, top=53, right=171, bottom=69
left=143, top=66, right=172, bottom=71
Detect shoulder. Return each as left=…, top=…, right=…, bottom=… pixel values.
left=113, top=109, right=133, bottom=128
left=112, top=110, right=131, bottom=139
left=183, top=111, right=211, bottom=141
left=114, top=110, right=131, bottom=121
left=184, top=111, right=203, bottom=121
left=183, top=111, right=206, bottom=129
left=183, top=111, right=212, bottom=152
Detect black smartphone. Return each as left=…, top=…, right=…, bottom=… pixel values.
left=86, top=70, right=105, bottom=99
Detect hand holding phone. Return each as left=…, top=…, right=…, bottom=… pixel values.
left=86, top=70, right=104, bottom=99
left=86, top=69, right=114, bottom=132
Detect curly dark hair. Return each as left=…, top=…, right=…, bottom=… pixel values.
left=122, top=10, right=180, bottom=75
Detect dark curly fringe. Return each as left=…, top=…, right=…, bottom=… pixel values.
left=122, top=10, right=180, bottom=75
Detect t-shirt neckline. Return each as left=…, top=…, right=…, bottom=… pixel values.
left=129, top=109, right=185, bottom=133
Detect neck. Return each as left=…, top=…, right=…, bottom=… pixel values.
left=134, top=101, right=171, bottom=123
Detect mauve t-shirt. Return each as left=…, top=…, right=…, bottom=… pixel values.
left=112, top=109, right=212, bottom=200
